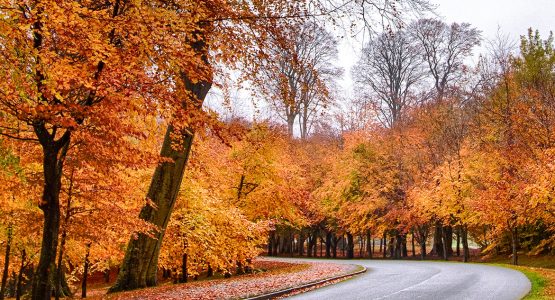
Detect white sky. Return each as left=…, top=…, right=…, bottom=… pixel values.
left=338, top=0, right=555, bottom=92
left=207, top=0, right=555, bottom=123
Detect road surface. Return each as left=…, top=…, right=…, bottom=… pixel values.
left=284, top=258, right=531, bottom=300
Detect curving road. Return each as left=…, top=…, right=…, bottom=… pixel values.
left=284, top=259, right=531, bottom=300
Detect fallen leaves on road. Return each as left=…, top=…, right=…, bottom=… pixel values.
left=95, top=259, right=357, bottom=300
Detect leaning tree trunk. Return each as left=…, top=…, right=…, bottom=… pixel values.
left=109, top=29, right=212, bottom=293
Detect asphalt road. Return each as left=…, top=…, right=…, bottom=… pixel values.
left=285, top=258, right=531, bottom=300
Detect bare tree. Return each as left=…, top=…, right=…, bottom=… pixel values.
left=255, top=21, right=341, bottom=138
left=353, top=29, right=426, bottom=128
left=411, top=19, right=481, bottom=101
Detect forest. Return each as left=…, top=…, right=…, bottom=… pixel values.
left=0, top=0, right=554, bottom=299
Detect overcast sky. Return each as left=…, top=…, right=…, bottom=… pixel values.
left=338, top=0, right=555, bottom=92
left=208, top=0, right=555, bottom=122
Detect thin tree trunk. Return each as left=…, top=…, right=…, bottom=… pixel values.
left=511, top=227, right=519, bottom=266
left=298, top=232, right=304, bottom=256
left=456, top=227, right=461, bottom=257
left=442, top=226, right=448, bottom=260
left=332, top=235, right=339, bottom=258
left=411, top=232, right=416, bottom=257
left=401, top=235, right=408, bottom=258
left=15, top=250, right=26, bottom=300
left=0, top=226, right=12, bottom=300
left=180, top=253, right=187, bottom=283
left=325, top=232, right=332, bottom=258
left=366, top=230, right=372, bottom=258
left=268, top=231, right=274, bottom=256
left=81, top=243, right=91, bottom=298
left=382, top=233, right=387, bottom=258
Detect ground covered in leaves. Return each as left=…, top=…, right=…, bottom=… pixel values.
left=92, top=259, right=358, bottom=300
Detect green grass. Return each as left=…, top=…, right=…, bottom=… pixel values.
left=487, top=255, right=555, bottom=269
left=501, top=265, right=548, bottom=299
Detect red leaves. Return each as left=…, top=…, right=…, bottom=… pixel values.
left=97, top=259, right=355, bottom=300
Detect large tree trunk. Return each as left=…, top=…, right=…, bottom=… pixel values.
left=431, top=222, right=444, bottom=258
left=394, top=234, right=402, bottom=259
left=443, top=226, right=453, bottom=259
left=401, top=234, right=408, bottom=258
left=0, top=226, right=12, bottom=300
left=366, top=230, right=372, bottom=258
left=332, top=235, right=339, bottom=258
left=346, top=233, right=354, bottom=259
left=462, top=226, right=470, bottom=262
left=325, top=232, right=331, bottom=258
left=298, top=232, right=305, bottom=256
left=110, top=40, right=212, bottom=291
left=32, top=139, right=69, bottom=300
left=109, top=125, right=196, bottom=291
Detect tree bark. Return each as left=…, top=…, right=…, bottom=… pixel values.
left=180, top=253, right=187, bottom=283
left=56, top=179, right=73, bottom=300
left=411, top=232, right=416, bottom=257
left=462, top=226, right=470, bottom=262
left=81, top=243, right=90, bottom=298
left=325, top=232, right=331, bottom=258
left=511, top=227, right=519, bottom=265
left=15, top=250, right=25, bottom=300
left=332, top=235, right=339, bottom=258
left=32, top=137, right=70, bottom=300
left=366, top=230, right=372, bottom=258
left=346, top=233, right=354, bottom=259
left=431, top=222, right=444, bottom=258
left=0, top=226, right=12, bottom=300
left=401, top=234, right=408, bottom=258
left=109, top=25, right=212, bottom=293
left=456, top=227, right=461, bottom=256
left=382, top=233, right=387, bottom=258
left=298, top=232, right=305, bottom=256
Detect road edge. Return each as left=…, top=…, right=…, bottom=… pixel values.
left=243, top=265, right=367, bottom=300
